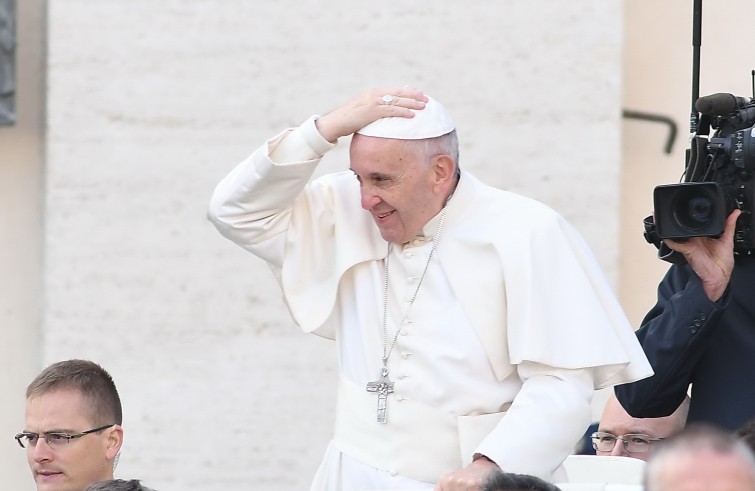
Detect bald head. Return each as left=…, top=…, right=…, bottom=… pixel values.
left=596, top=393, right=689, bottom=460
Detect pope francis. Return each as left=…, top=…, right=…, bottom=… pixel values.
left=207, top=87, right=652, bottom=491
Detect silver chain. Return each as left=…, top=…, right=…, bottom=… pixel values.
left=381, top=206, right=448, bottom=366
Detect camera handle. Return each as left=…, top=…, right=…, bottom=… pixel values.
left=643, top=215, right=686, bottom=265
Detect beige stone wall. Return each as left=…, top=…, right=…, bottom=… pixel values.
left=0, top=0, right=45, bottom=490
left=5, top=1, right=629, bottom=490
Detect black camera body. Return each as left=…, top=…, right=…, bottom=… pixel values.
left=649, top=94, right=755, bottom=253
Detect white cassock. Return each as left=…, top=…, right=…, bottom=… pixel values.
left=208, top=116, right=653, bottom=491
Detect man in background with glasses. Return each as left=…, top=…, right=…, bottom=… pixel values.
left=592, top=393, right=689, bottom=461
left=15, top=359, right=124, bottom=491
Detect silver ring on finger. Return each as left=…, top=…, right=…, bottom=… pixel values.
left=381, top=95, right=395, bottom=105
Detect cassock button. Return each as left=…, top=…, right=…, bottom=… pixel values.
left=404, top=251, right=414, bottom=259
left=396, top=395, right=405, bottom=401
left=690, top=327, right=697, bottom=334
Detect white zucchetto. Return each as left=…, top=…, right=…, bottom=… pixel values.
left=357, top=96, right=455, bottom=140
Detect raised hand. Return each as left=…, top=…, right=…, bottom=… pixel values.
left=314, top=87, right=428, bottom=143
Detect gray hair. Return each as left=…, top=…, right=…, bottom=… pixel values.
left=85, top=479, right=156, bottom=491
left=480, top=470, right=562, bottom=491
left=425, top=129, right=459, bottom=166
left=402, top=130, right=460, bottom=169
left=644, top=424, right=755, bottom=491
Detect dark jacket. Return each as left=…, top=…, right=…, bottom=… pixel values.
left=615, top=254, right=755, bottom=430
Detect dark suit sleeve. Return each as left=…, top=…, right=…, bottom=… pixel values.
left=614, top=264, right=728, bottom=418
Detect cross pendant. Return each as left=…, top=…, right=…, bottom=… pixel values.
left=365, top=366, right=394, bottom=424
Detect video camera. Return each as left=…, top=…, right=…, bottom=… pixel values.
left=642, top=0, right=755, bottom=258
left=647, top=92, right=755, bottom=254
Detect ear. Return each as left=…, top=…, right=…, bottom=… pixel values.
left=105, top=425, right=124, bottom=461
left=431, top=154, right=456, bottom=193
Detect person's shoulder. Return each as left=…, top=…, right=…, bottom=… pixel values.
left=465, top=174, right=556, bottom=213
left=472, top=180, right=565, bottom=226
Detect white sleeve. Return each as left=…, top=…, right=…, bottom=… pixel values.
left=207, top=116, right=336, bottom=266
left=269, top=115, right=335, bottom=163
left=475, top=361, right=594, bottom=480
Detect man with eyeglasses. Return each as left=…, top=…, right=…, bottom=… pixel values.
left=592, top=393, right=689, bottom=461
left=15, top=359, right=124, bottom=491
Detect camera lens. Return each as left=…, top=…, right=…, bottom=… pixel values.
left=653, top=182, right=725, bottom=240
left=687, top=196, right=713, bottom=223
left=673, top=189, right=716, bottom=231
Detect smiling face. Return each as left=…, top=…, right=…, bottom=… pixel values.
left=350, top=133, right=456, bottom=244
left=24, top=388, right=122, bottom=491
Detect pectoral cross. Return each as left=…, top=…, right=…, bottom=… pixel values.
left=365, top=367, right=394, bottom=424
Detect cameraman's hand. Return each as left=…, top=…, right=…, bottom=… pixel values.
left=664, top=209, right=741, bottom=302
left=314, top=88, right=428, bottom=143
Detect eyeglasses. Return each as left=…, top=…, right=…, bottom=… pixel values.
left=14, top=423, right=116, bottom=449
left=591, top=431, right=665, bottom=453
